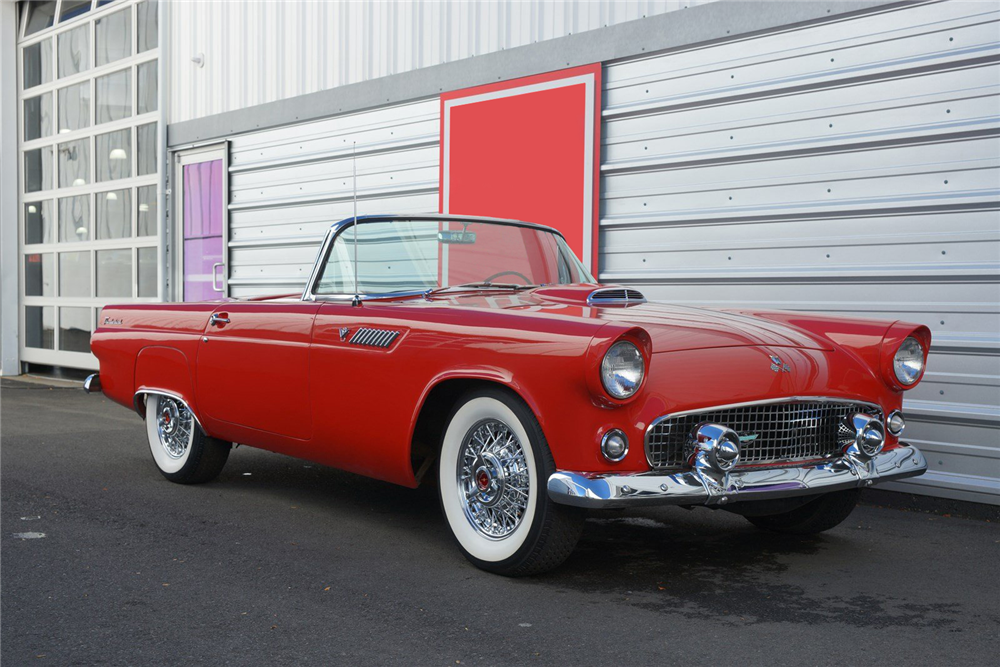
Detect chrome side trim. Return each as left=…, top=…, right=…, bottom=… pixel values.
left=349, top=327, right=400, bottom=348
left=133, top=390, right=206, bottom=434
left=83, top=373, right=102, bottom=394
left=548, top=444, right=927, bottom=509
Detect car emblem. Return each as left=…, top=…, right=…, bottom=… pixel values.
left=738, top=433, right=759, bottom=443
left=103, top=316, right=123, bottom=325
left=339, top=327, right=350, bottom=341
left=769, top=355, right=791, bottom=373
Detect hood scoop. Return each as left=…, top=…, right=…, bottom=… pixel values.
left=587, top=287, right=646, bottom=306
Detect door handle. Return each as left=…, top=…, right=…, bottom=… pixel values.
left=209, top=313, right=230, bottom=327
left=212, top=262, right=225, bottom=292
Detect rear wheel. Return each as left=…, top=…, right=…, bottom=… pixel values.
left=437, top=388, right=584, bottom=576
left=744, top=489, right=861, bottom=534
left=145, top=394, right=230, bottom=484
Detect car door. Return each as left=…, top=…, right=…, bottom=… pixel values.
left=197, top=300, right=321, bottom=442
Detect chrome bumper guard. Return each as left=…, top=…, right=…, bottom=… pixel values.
left=83, top=373, right=102, bottom=394
left=547, top=444, right=927, bottom=509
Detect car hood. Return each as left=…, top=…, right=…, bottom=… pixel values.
left=418, top=285, right=833, bottom=353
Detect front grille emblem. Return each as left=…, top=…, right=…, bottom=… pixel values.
left=769, top=355, right=791, bottom=373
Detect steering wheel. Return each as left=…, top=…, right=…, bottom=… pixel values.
left=482, top=270, right=532, bottom=285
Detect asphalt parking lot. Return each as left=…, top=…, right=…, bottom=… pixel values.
left=2, top=378, right=998, bottom=666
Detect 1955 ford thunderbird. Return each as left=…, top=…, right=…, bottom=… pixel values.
left=87, top=214, right=930, bottom=575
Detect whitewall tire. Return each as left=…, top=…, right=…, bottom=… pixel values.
left=144, top=394, right=230, bottom=484
left=438, top=388, right=584, bottom=576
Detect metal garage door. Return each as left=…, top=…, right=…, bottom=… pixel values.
left=225, top=98, right=439, bottom=297
left=600, top=1, right=1000, bottom=503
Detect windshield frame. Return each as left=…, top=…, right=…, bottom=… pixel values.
left=301, top=214, right=594, bottom=302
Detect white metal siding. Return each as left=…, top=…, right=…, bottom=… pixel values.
left=600, top=0, right=1000, bottom=503
left=168, top=0, right=715, bottom=123
left=226, top=98, right=439, bottom=297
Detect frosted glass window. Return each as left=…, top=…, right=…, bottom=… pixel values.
left=97, top=189, right=132, bottom=239
left=137, top=123, right=156, bottom=176
left=137, top=1, right=158, bottom=52
left=59, top=252, right=92, bottom=297
left=137, top=185, right=157, bottom=236
left=58, top=24, right=89, bottom=78
left=25, top=306, right=55, bottom=349
left=58, top=139, right=90, bottom=188
left=59, top=307, right=92, bottom=353
left=138, top=247, right=157, bottom=297
left=24, top=2, right=57, bottom=36
left=96, top=69, right=131, bottom=124
left=24, top=253, right=54, bottom=297
left=58, top=195, right=90, bottom=242
left=97, top=249, right=132, bottom=298
left=25, top=147, right=53, bottom=193
left=96, top=9, right=131, bottom=66
left=24, top=93, right=52, bottom=141
left=25, top=201, right=54, bottom=244
left=23, top=40, right=52, bottom=89
left=137, top=61, right=157, bottom=114
left=96, top=129, right=131, bottom=181
left=58, top=81, right=91, bottom=133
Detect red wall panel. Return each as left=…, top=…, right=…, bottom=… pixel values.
left=440, top=64, right=601, bottom=271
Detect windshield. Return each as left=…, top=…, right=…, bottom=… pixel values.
left=314, top=218, right=595, bottom=295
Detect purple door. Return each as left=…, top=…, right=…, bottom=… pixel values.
left=182, top=159, right=224, bottom=301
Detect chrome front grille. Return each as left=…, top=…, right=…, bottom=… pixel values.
left=645, top=400, right=883, bottom=469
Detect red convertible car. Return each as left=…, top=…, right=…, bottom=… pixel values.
left=87, top=214, right=929, bottom=575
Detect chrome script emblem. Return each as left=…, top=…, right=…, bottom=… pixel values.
left=769, top=355, right=791, bottom=373
left=103, top=316, right=123, bottom=325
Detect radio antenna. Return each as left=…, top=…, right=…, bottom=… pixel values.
left=352, top=141, right=360, bottom=307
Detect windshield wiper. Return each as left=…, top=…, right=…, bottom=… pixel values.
left=425, top=282, right=539, bottom=296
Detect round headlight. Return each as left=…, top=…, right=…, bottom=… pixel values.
left=601, top=341, right=644, bottom=399
left=893, top=336, right=925, bottom=386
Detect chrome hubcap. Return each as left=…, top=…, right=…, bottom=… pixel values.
left=459, top=419, right=529, bottom=539
left=155, top=397, right=192, bottom=459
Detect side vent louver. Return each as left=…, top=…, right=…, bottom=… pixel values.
left=587, top=288, right=646, bottom=306
left=349, top=327, right=400, bottom=348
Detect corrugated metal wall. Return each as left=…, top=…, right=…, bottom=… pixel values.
left=168, top=0, right=715, bottom=123
left=227, top=98, right=439, bottom=297
left=600, top=0, right=1000, bottom=503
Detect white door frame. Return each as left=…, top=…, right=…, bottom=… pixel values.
left=172, top=143, right=228, bottom=301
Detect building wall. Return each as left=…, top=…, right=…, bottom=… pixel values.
left=167, top=0, right=715, bottom=124
left=160, top=0, right=1000, bottom=504
left=226, top=99, right=439, bottom=297
left=599, top=0, right=1000, bottom=503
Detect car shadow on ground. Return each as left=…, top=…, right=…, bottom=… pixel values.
left=199, top=447, right=965, bottom=631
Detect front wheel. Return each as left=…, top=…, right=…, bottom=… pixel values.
left=145, top=394, right=230, bottom=484
left=437, top=388, right=584, bottom=576
left=744, top=489, right=861, bottom=535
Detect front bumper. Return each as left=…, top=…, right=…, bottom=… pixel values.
left=547, top=444, right=927, bottom=509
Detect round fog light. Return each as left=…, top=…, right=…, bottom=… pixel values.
left=601, top=430, right=629, bottom=462
left=887, top=410, right=906, bottom=436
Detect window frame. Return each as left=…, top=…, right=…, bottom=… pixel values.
left=17, top=0, right=160, bottom=369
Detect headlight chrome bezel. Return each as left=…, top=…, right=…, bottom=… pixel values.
left=892, top=336, right=926, bottom=387
left=600, top=340, right=646, bottom=400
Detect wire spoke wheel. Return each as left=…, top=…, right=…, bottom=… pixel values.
left=155, top=397, right=193, bottom=460
left=458, top=418, right=530, bottom=540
